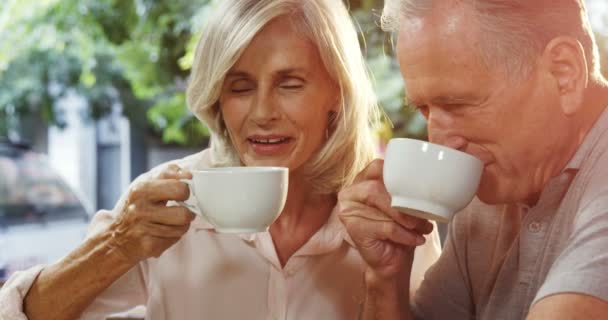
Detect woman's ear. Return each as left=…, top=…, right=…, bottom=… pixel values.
left=543, top=36, right=588, bottom=116
left=328, top=110, right=338, bottom=126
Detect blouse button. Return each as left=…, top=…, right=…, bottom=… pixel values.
left=528, top=221, right=542, bottom=234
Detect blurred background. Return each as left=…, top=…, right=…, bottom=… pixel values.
left=0, top=0, right=607, bottom=280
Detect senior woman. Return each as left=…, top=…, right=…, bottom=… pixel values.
left=0, top=0, right=440, bottom=319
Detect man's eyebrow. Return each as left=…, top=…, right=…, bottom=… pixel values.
left=430, top=95, right=477, bottom=105
left=406, top=94, right=478, bottom=106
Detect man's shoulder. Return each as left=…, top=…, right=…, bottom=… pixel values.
left=576, top=132, right=608, bottom=213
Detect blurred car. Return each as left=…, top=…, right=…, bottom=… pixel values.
left=0, top=139, right=90, bottom=280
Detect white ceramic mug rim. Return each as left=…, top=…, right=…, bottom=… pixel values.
left=390, top=138, right=482, bottom=164
left=192, top=166, right=288, bottom=174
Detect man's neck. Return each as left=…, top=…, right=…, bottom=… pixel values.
left=523, top=80, right=608, bottom=208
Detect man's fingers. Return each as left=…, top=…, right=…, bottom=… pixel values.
left=342, top=212, right=426, bottom=247
left=379, top=220, right=426, bottom=246
left=414, top=220, right=435, bottom=235
left=340, top=180, right=426, bottom=230
left=352, top=159, right=384, bottom=184
left=340, top=203, right=427, bottom=246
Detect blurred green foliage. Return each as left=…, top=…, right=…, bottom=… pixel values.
left=1, top=0, right=607, bottom=146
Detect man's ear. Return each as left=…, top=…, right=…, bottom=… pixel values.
left=542, top=36, right=588, bottom=116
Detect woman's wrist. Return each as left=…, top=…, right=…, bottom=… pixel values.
left=96, top=227, right=140, bottom=270
left=24, top=228, right=139, bottom=320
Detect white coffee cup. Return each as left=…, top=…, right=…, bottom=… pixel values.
left=383, top=138, right=483, bottom=223
left=179, top=166, right=288, bottom=233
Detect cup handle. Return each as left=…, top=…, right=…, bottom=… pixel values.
left=178, top=179, right=204, bottom=216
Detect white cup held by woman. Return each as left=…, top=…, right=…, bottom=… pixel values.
left=180, top=166, right=288, bottom=233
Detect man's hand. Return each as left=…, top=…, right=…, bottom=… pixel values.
left=338, top=159, right=434, bottom=320
left=339, top=159, right=433, bottom=281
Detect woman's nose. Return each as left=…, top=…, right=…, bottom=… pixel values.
left=250, top=91, right=280, bottom=124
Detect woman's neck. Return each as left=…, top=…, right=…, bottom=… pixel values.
left=269, top=173, right=336, bottom=266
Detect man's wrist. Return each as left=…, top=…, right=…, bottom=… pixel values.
left=362, top=268, right=412, bottom=320
left=365, top=268, right=408, bottom=298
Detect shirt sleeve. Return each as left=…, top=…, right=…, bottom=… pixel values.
left=412, top=214, right=475, bottom=320
left=79, top=264, right=147, bottom=319
left=533, top=192, right=608, bottom=304
left=0, top=151, right=211, bottom=320
left=0, top=265, right=45, bottom=320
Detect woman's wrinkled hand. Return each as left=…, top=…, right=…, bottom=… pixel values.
left=108, top=164, right=195, bottom=264
left=338, top=159, right=434, bottom=282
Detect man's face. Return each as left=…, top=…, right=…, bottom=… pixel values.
left=396, top=4, right=572, bottom=205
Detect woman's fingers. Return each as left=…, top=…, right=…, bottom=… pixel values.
left=129, top=179, right=191, bottom=203
left=158, top=164, right=193, bottom=180
left=147, top=205, right=195, bottom=226
left=109, top=210, right=193, bottom=262
left=109, top=164, right=198, bottom=263
left=141, top=222, right=192, bottom=238
left=120, top=199, right=194, bottom=227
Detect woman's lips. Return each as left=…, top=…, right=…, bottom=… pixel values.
left=247, top=136, right=293, bottom=156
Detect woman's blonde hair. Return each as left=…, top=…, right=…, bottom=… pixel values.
left=186, top=0, right=380, bottom=195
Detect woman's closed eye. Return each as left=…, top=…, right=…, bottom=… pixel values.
left=279, top=77, right=305, bottom=90
left=230, top=79, right=255, bottom=93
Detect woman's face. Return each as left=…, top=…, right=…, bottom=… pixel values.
left=220, top=16, right=338, bottom=174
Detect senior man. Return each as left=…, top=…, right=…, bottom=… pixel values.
left=339, top=0, right=608, bottom=319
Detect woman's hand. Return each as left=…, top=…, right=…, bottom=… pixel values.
left=23, top=164, right=197, bottom=320
left=338, top=159, right=433, bottom=282
left=108, top=164, right=195, bottom=264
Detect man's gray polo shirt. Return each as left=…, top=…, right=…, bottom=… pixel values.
left=413, top=107, right=608, bottom=319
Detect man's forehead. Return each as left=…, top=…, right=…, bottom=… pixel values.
left=398, top=1, right=477, bottom=38
left=396, top=4, right=482, bottom=58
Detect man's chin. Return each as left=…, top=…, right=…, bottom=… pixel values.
left=475, top=178, right=508, bottom=205
left=476, top=191, right=502, bottom=205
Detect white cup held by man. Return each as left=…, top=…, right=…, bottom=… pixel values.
left=383, top=138, right=483, bottom=223
left=180, top=166, right=288, bottom=233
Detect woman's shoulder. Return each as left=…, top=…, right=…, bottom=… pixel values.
left=148, top=148, right=213, bottom=175
left=174, top=148, right=214, bottom=171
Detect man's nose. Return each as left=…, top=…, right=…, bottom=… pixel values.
left=426, top=108, right=467, bottom=151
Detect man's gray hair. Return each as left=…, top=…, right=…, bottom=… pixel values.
left=382, top=0, right=601, bottom=78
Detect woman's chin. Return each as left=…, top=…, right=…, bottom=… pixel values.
left=243, top=158, right=290, bottom=168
